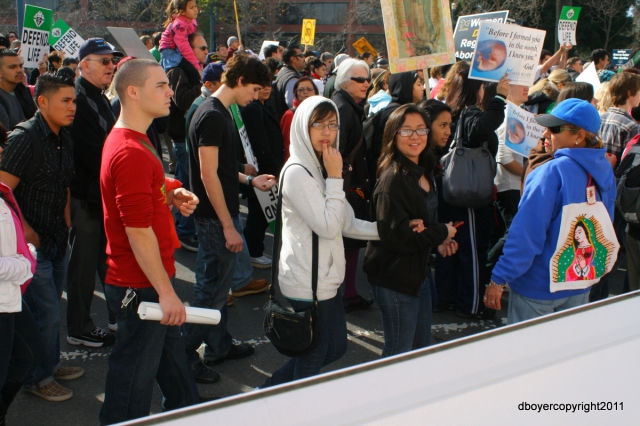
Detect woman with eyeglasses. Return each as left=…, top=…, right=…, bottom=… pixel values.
left=364, top=105, right=457, bottom=357
left=280, top=77, right=319, bottom=161
left=486, top=99, right=615, bottom=324
left=330, top=58, right=375, bottom=313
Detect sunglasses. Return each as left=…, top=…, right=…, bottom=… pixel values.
left=84, top=57, right=120, bottom=66
left=195, top=46, right=207, bottom=51
left=397, top=128, right=429, bottom=137
left=548, top=126, right=579, bottom=134
left=350, top=76, right=371, bottom=84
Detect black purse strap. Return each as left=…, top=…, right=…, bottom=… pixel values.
left=451, top=107, right=467, bottom=149
left=270, top=163, right=319, bottom=305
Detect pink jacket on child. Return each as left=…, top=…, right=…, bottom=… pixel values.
left=159, top=15, right=202, bottom=71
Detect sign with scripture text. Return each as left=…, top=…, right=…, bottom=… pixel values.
left=504, top=101, right=545, bottom=158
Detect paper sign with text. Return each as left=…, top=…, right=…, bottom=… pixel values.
left=576, top=62, right=601, bottom=93
left=453, top=11, right=509, bottom=61
left=617, top=51, right=640, bottom=72
left=558, top=6, right=581, bottom=46
left=21, top=5, right=53, bottom=68
left=254, top=184, right=279, bottom=232
left=50, top=19, right=85, bottom=58
left=611, top=49, right=632, bottom=67
left=469, top=22, right=546, bottom=86
left=504, top=101, right=545, bottom=158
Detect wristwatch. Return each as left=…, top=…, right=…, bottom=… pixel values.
left=245, top=175, right=253, bottom=186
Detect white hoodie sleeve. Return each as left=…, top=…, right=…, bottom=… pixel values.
left=284, top=168, right=346, bottom=240
left=342, top=202, right=379, bottom=240
left=0, top=254, right=33, bottom=285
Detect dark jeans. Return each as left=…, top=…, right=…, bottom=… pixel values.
left=371, top=274, right=433, bottom=357
left=0, top=302, right=44, bottom=418
left=244, top=188, right=268, bottom=258
left=184, top=216, right=238, bottom=362
left=100, top=283, right=199, bottom=425
left=172, top=141, right=196, bottom=240
left=487, top=190, right=520, bottom=268
left=22, top=247, right=68, bottom=389
left=435, top=202, right=492, bottom=314
left=67, top=198, right=111, bottom=336
left=261, top=293, right=347, bottom=388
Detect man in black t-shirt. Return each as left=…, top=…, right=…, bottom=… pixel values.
left=185, top=54, right=275, bottom=376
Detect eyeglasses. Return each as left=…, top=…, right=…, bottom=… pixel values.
left=397, top=128, right=429, bottom=137
left=296, top=87, right=315, bottom=93
left=311, top=122, right=339, bottom=131
left=350, top=76, right=371, bottom=84
left=548, top=126, right=579, bottom=134
left=84, top=57, right=120, bottom=66
left=295, top=54, right=305, bottom=58
left=195, top=46, right=208, bottom=51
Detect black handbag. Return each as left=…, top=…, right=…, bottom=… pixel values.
left=263, top=163, right=319, bottom=357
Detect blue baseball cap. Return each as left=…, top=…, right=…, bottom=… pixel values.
left=535, top=98, right=601, bottom=134
left=79, top=38, right=123, bottom=60
left=202, top=62, right=226, bottom=83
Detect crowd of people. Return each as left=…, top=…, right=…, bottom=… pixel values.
left=1, top=1, right=640, bottom=423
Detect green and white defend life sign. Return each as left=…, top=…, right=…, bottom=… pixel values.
left=50, top=19, right=85, bottom=58
left=558, top=6, right=581, bottom=46
left=21, top=5, right=53, bottom=68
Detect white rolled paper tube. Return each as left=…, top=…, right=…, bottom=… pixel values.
left=137, top=302, right=221, bottom=325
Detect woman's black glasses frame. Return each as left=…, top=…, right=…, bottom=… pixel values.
left=350, top=76, right=371, bottom=84
left=548, top=126, right=579, bottom=134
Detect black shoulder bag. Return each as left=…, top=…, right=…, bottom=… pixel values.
left=263, top=163, right=319, bottom=357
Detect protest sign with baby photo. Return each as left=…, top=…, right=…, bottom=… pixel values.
left=504, top=101, right=545, bottom=158
left=469, top=21, right=546, bottom=86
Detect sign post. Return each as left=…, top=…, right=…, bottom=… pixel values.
left=50, top=19, right=85, bottom=58
left=301, top=19, right=316, bottom=47
left=557, top=6, right=581, bottom=46
left=453, top=11, right=509, bottom=61
left=21, top=4, right=53, bottom=68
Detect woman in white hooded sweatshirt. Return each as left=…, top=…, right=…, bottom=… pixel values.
left=261, top=96, right=379, bottom=387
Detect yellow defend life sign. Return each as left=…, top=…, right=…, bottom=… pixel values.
left=301, top=19, right=316, bottom=46
left=353, top=37, right=378, bottom=57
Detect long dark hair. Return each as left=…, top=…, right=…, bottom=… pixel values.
left=294, top=77, right=319, bottom=100
left=377, top=104, right=436, bottom=179
left=446, top=68, right=484, bottom=118
left=418, top=99, right=452, bottom=147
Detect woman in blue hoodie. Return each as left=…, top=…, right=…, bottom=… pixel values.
left=486, top=99, right=616, bottom=324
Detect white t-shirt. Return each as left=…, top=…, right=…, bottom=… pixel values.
left=495, top=118, right=524, bottom=192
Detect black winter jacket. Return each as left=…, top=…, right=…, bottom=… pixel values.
left=166, top=62, right=202, bottom=142
left=364, top=156, right=448, bottom=296
left=455, top=97, right=506, bottom=158
left=241, top=101, right=285, bottom=176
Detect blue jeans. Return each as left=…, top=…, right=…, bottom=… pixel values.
left=172, top=141, right=196, bottom=240
left=507, top=290, right=590, bottom=325
left=232, top=223, right=253, bottom=292
left=261, top=293, right=347, bottom=388
left=22, top=248, right=68, bottom=389
left=371, top=274, right=433, bottom=358
left=159, top=48, right=183, bottom=71
left=99, top=283, right=199, bottom=425
left=184, top=215, right=240, bottom=362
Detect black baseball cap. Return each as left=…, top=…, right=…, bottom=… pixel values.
left=0, top=34, right=9, bottom=49
left=79, top=38, right=123, bottom=60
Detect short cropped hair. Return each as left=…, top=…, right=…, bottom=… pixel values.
left=335, top=58, right=370, bottom=91
left=34, top=73, right=75, bottom=106
left=608, top=73, right=640, bottom=106
left=62, top=57, right=78, bottom=66
left=188, top=31, right=205, bottom=46
left=263, top=44, right=279, bottom=58
left=0, top=48, right=18, bottom=65
left=152, top=32, right=162, bottom=48
left=283, top=44, right=302, bottom=65
left=113, top=59, right=162, bottom=103
left=591, top=49, right=609, bottom=64
left=223, top=54, right=271, bottom=88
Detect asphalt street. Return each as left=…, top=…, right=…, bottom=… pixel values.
left=7, top=152, right=628, bottom=426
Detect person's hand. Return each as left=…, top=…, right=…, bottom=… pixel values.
left=252, top=174, right=276, bottom=192
left=158, top=291, right=186, bottom=326
left=605, top=153, right=617, bottom=169
left=171, top=188, right=199, bottom=217
left=322, top=143, right=343, bottom=177
left=409, top=219, right=425, bottom=233
left=223, top=226, right=243, bottom=252
left=445, top=222, right=457, bottom=240
left=577, top=255, right=587, bottom=270
left=437, top=239, right=458, bottom=257
left=484, top=283, right=503, bottom=311
left=24, top=225, right=40, bottom=248
left=244, top=164, right=258, bottom=176
left=497, top=73, right=511, bottom=97
left=561, top=43, right=573, bottom=52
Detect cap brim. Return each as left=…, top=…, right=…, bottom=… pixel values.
left=534, top=114, right=570, bottom=128
left=85, top=49, right=124, bottom=58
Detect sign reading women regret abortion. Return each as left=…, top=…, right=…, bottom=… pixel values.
left=469, top=21, right=546, bottom=87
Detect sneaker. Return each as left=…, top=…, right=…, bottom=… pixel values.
left=180, top=236, right=199, bottom=252
left=191, top=362, right=221, bottom=384
left=231, top=279, right=268, bottom=297
left=108, top=320, right=117, bottom=332
left=343, top=295, right=374, bottom=313
left=250, top=255, right=272, bottom=269
left=28, top=380, right=73, bottom=402
left=204, top=343, right=254, bottom=366
left=67, top=328, right=115, bottom=348
left=53, top=366, right=84, bottom=381
left=227, top=294, right=234, bottom=307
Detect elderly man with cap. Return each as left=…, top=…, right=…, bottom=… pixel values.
left=66, top=38, right=122, bottom=350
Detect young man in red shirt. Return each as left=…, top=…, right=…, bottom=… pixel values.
left=99, top=58, right=200, bottom=425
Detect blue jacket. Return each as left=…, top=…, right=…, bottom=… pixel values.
left=491, top=148, right=616, bottom=300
